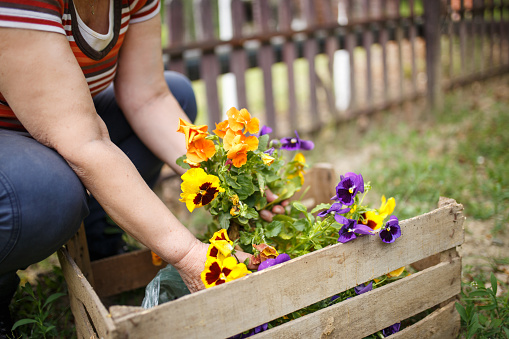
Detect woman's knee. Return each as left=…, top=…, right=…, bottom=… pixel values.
left=164, top=71, right=197, bottom=123
left=0, top=133, right=89, bottom=273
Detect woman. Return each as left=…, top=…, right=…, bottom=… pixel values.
left=0, top=0, right=258, bottom=335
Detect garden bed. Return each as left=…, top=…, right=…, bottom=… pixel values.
left=58, top=193, right=464, bottom=338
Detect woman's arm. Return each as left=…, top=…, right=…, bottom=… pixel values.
left=114, top=15, right=189, bottom=175
left=0, top=27, right=209, bottom=291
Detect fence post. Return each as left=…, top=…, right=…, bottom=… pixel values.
left=424, top=0, right=444, bottom=111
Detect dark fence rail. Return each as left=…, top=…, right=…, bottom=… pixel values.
left=161, top=0, right=509, bottom=137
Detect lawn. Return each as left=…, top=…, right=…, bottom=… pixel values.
left=8, top=75, right=509, bottom=338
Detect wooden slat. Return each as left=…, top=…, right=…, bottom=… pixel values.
left=391, top=301, right=460, bottom=338
left=69, top=292, right=99, bottom=339
left=460, top=0, right=467, bottom=74
left=279, top=0, right=298, bottom=132
left=255, top=257, right=461, bottom=338
left=424, top=0, right=444, bottom=109
left=448, top=0, right=455, bottom=80
left=65, top=222, right=94, bottom=286
left=346, top=0, right=356, bottom=111
left=112, top=202, right=464, bottom=338
left=253, top=0, right=277, bottom=133
left=164, top=0, right=185, bottom=74
left=57, top=248, right=116, bottom=338
left=380, top=0, right=389, bottom=101
left=409, top=0, right=418, bottom=93
left=196, top=0, right=221, bottom=126
left=230, top=0, right=248, bottom=110
left=297, top=163, right=337, bottom=205
left=302, top=0, right=320, bottom=129
left=394, top=0, right=404, bottom=99
left=362, top=0, right=373, bottom=107
left=91, top=248, right=167, bottom=298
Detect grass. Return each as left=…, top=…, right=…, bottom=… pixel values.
left=7, top=76, right=509, bottom=338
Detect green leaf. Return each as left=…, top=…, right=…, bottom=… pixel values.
left=311, top=203, right=332, bottom=214
left=256, top=172, right=266, bottom=194
left=219, top=213, right=232, bottom=229
left=225, top=175, right=241, bottom=189
left=490, top=319, right=503, bottom=328
left=469, top=290, right=490, bottom=297
left=236, top=175, right=255, bottom=199
left=176, top=155, right=190, bottom=170
left=293, top=219, right=308, bottom=232
left=258, top=134, right=270, bottom=152
left=265, top=221, right=283, bottom=238
left=12, top=318, right=38, bottom=331
left=43, top=292, right=66, bottom=309
left=455, top=302, right=468, bottom=322
left=44, top=325, right=56, bottom=333
left=503, top=327, right=509, bottom=337
left=272, top=215, right=296, bottom=223
left=479, top=303, right=496, bottom=311
left=292, top=201, right=307, bottom=213
left=490, top=272, right=498, bottom=296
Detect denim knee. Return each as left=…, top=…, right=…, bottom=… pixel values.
left=0, top=131, right=89, bottom=274
left=164, top=71, right=197, bottom=123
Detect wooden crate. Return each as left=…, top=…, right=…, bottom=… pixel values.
left=58, top=166, right=465, bottom=338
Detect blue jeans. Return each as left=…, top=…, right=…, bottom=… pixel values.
left=0, top=71, right=197, bottom=306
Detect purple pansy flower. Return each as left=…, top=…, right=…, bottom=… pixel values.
left=280, top=131, right=314, bottom=151
left=264, top=147, right=275, bottom=156
left=332, top=172, right=365, bottom=206
left=379, top=216, right=401, bottom=244
left=317, top=203, right=350, bottom=219
left=258, top=125, right=273, bottom=136
left=258, top=253, right=291, bottom=271
left=354, top=281, right=373, bottom=295
left=382, top=323, right=401, bottom=336
left=337, top=217, right=374, bottom=243
left=230, top=323, right=268, bottom=339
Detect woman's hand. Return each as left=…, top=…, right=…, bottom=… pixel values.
left=172, top=240, right=258, bottom=293
left=259, top=189, right=290, bottom=222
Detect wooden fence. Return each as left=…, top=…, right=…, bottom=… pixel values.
left=162, top=0, right=509, bottom=137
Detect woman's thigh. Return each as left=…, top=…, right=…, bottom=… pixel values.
left=0, top=129, right=89, bottom=274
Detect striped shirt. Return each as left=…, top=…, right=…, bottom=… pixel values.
left=0, top=0, right=161, bottom=130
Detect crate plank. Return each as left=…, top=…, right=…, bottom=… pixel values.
left=91, top=248, right=166, bottom=297
left=111, top=203, right=464, bottom=338
left=254, top=256, right=461, bottom=338
left=69, top=292, right=99, bottom=339
left=391, top=300, right=460, bottom=339
left=58, top=248, right=116, bottom=338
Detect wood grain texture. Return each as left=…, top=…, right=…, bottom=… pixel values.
left=91, top=248, right=166, bottom=298
left=57, top=248, right=115, bottom=338
left=391, top=301, right=460, bottom=339
left=111, top=202, right=464, bottom=339
left=254, top=257, right=461, bottom=338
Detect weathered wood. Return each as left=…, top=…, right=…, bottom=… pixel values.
left=424, top=0, right=444, bottom=110
left=279, top=0, right=298, bottom=132
left=380, top=0, right=389, bottom=101
left=65, top=222, right=94, bottom=286
left=57, top=248, right=116, bottom=338
left=195, top=0, right=221, bottom=126
left=164, top=0, right=185, bottom=73
left=298, top=162, right=337, bottom=205
left=409, top=0, right=417, bottom=94
left=230, top=0, right=248, bottom=110
left=112, top=202, right=464, bottom=338
left=362, top=0, right=374, bottom=106
left=391, top=301, right=460, bottom=338
left=91, top=248, right=167, bottom=298
left=69, top=292, right=99, bottom=339
left=302, top=0, right=320, bottom=128
left=253, top=0, right=277, bottom=133
left=255, top=257, right=461, bottom=338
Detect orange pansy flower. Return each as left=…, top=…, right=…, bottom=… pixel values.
left=227, top=143, right=249, bottom=168
left=177, top=118, right=208, bottom=149
left=223, top=129, right=244, bottom=151
left=226, top=107, right=260, bottom=134
left=186, top=138, right=216, bottom=163
left=213, top=120, right=229, bottom=138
